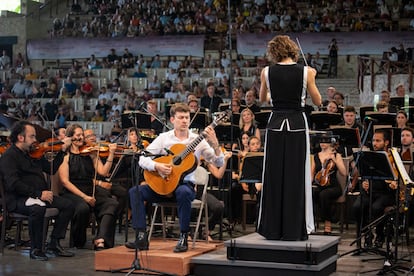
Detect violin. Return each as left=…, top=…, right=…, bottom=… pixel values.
left=79, top=142, right=129, bottom=158
left=0, top=143, right=10, bottom=155
left=314, top=158, right=336, bottom=186
left=30, top=138, right=64, bottom=159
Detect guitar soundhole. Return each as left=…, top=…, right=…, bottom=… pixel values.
left=173, top=156, right=182, bottom=165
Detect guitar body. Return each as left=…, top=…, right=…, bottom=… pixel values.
left=144, top=143, right=197, bottom=195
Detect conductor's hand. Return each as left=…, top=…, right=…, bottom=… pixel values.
left=40, top=190, right=53, bottom=204
left=155, top=163, right=172, bottom=176
left=83, top=195, right=96, bottom=207
left=362, top=180, right=369, bottom=192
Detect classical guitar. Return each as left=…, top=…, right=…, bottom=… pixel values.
left=144, top=111, right=228, bottom=195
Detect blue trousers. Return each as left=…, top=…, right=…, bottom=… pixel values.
left=129, top=183, right=195, bottom=232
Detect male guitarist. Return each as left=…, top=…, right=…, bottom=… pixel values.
left=126, top=103, right=224, bottom=253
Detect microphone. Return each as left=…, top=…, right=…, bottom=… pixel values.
left=364, top=116, right=378, bottom=123
left=164, top=148, right=174, bottom=155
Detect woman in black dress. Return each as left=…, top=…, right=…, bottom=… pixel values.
left=311, top=138, right=346, bottom=235
left=258, top=35, right=322, bottom=241
left=59, top=124, right=119, bottom=250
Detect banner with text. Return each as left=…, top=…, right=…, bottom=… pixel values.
left=237, top=32, right=414, bottom=56
left=27, top=35, right=205, bottom=60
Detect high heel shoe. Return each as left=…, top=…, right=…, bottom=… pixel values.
left=94, top=238, right=105, bottom=251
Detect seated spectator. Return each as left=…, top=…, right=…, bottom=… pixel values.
left=80, top=76, right=94, bottom=97
left=64, top=75, right=78, bottom=97
left=11, top=76, right=26, bottom=98
left=133, top=67, right=147, bottom=78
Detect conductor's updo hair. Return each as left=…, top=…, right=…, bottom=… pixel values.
left=266, top=35, right=299, bottom=64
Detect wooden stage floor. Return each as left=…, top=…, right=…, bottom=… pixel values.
left=95, top=239, right=221, bottom=276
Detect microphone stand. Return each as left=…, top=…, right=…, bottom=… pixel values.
left=111, top=150, right=174, bottom=276
left=340, top=119, right=385, bottom=257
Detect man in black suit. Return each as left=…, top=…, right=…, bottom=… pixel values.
left=0, top=121, right=75, bottom=260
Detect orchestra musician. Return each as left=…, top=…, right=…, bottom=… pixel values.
left=0, top=121, right=75, bottom=260
left=58, top=124, right=119, bottom=250
left=400, top=127, right=414, bottom=161
left=126, top=103, right=224, bottom=253
left=200, top=150, right=232, bottom=240
left=311, top=136, right=346, bottom=235
left=239, top=108, right=261, bottom=141
left=352, top=129, right=397, bottom=248
left=396, top=110, right=409, bottom=129
left=231, top=136, right=263, bottom=225
left=83, top=128, right=128, bottom=226
left=146, top=99, right=164, bottom=135
left=339, top=105, right=363, bottom=134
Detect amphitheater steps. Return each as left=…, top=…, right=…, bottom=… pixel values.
left=316, top=78, right=360, bottom=108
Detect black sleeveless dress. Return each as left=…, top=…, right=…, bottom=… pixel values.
left=257, top=63, right=314, bottom=241
left=313, top=153, right=342, bottom=222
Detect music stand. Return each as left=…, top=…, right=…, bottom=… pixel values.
left=310, top=111, right=342, bottom=130
left=122, top=112, right=152, bottom=129
left=239, top=152, right=264, bottom=183
left=329, top=127, right=361, bottom=157
left=359, top=106, right=374, bottom=121
left=389, top=97, right=414, bottom=108
left=215, top=124, right=240, bottom=144
left=190, top=112, right=208, bottom=130
left=365, top=111, right=396, bottom=126
left=254, top=111, right=271, bottom=129
left=341, top=151, right=395, bottom=258
left=231, top=113, right=240, bottom=125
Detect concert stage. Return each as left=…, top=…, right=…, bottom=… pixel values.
left=95, top=239, right=221, bottom=275
left=95, top=233, right=339, bottom=275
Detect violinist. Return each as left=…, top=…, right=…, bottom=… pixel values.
left=58, top=124, right=119, bottom=250
left=231, top=136, right=263, bottom=226
left=84, top=128, right=128, bottom=225
left=0, top=121, right=74, bottom=260
left=352, top=129, right=396, bottom=248
left=311, top=136, right=346, bottom=235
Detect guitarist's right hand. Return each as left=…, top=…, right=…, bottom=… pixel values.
left=155, top=162, right=172, bottom=176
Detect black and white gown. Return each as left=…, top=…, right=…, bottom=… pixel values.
left=257, top=63, right=314, bottom=241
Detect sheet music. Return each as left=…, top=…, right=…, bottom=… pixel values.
left=390, top=147, right=413, bottom=186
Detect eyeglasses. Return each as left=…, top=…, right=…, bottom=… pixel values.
left=85, top=134, right=96, bottom=139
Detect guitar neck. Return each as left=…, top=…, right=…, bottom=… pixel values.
left=174, top=118, right=221, bottom=162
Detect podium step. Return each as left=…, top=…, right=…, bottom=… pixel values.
left=191, top=248, right=338, bottom=276
left=225, top=233, right=340, bottom=265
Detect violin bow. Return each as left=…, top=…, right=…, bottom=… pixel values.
left=296, top=37, right=308, bottom=67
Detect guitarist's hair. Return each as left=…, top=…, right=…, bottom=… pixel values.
left=170, top=102, right=190, bottom=117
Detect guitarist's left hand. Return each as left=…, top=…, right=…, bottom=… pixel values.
left=204, top=126, right=219, bottom=148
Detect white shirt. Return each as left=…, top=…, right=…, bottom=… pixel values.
left=139, top=130, right=224, bottom=183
